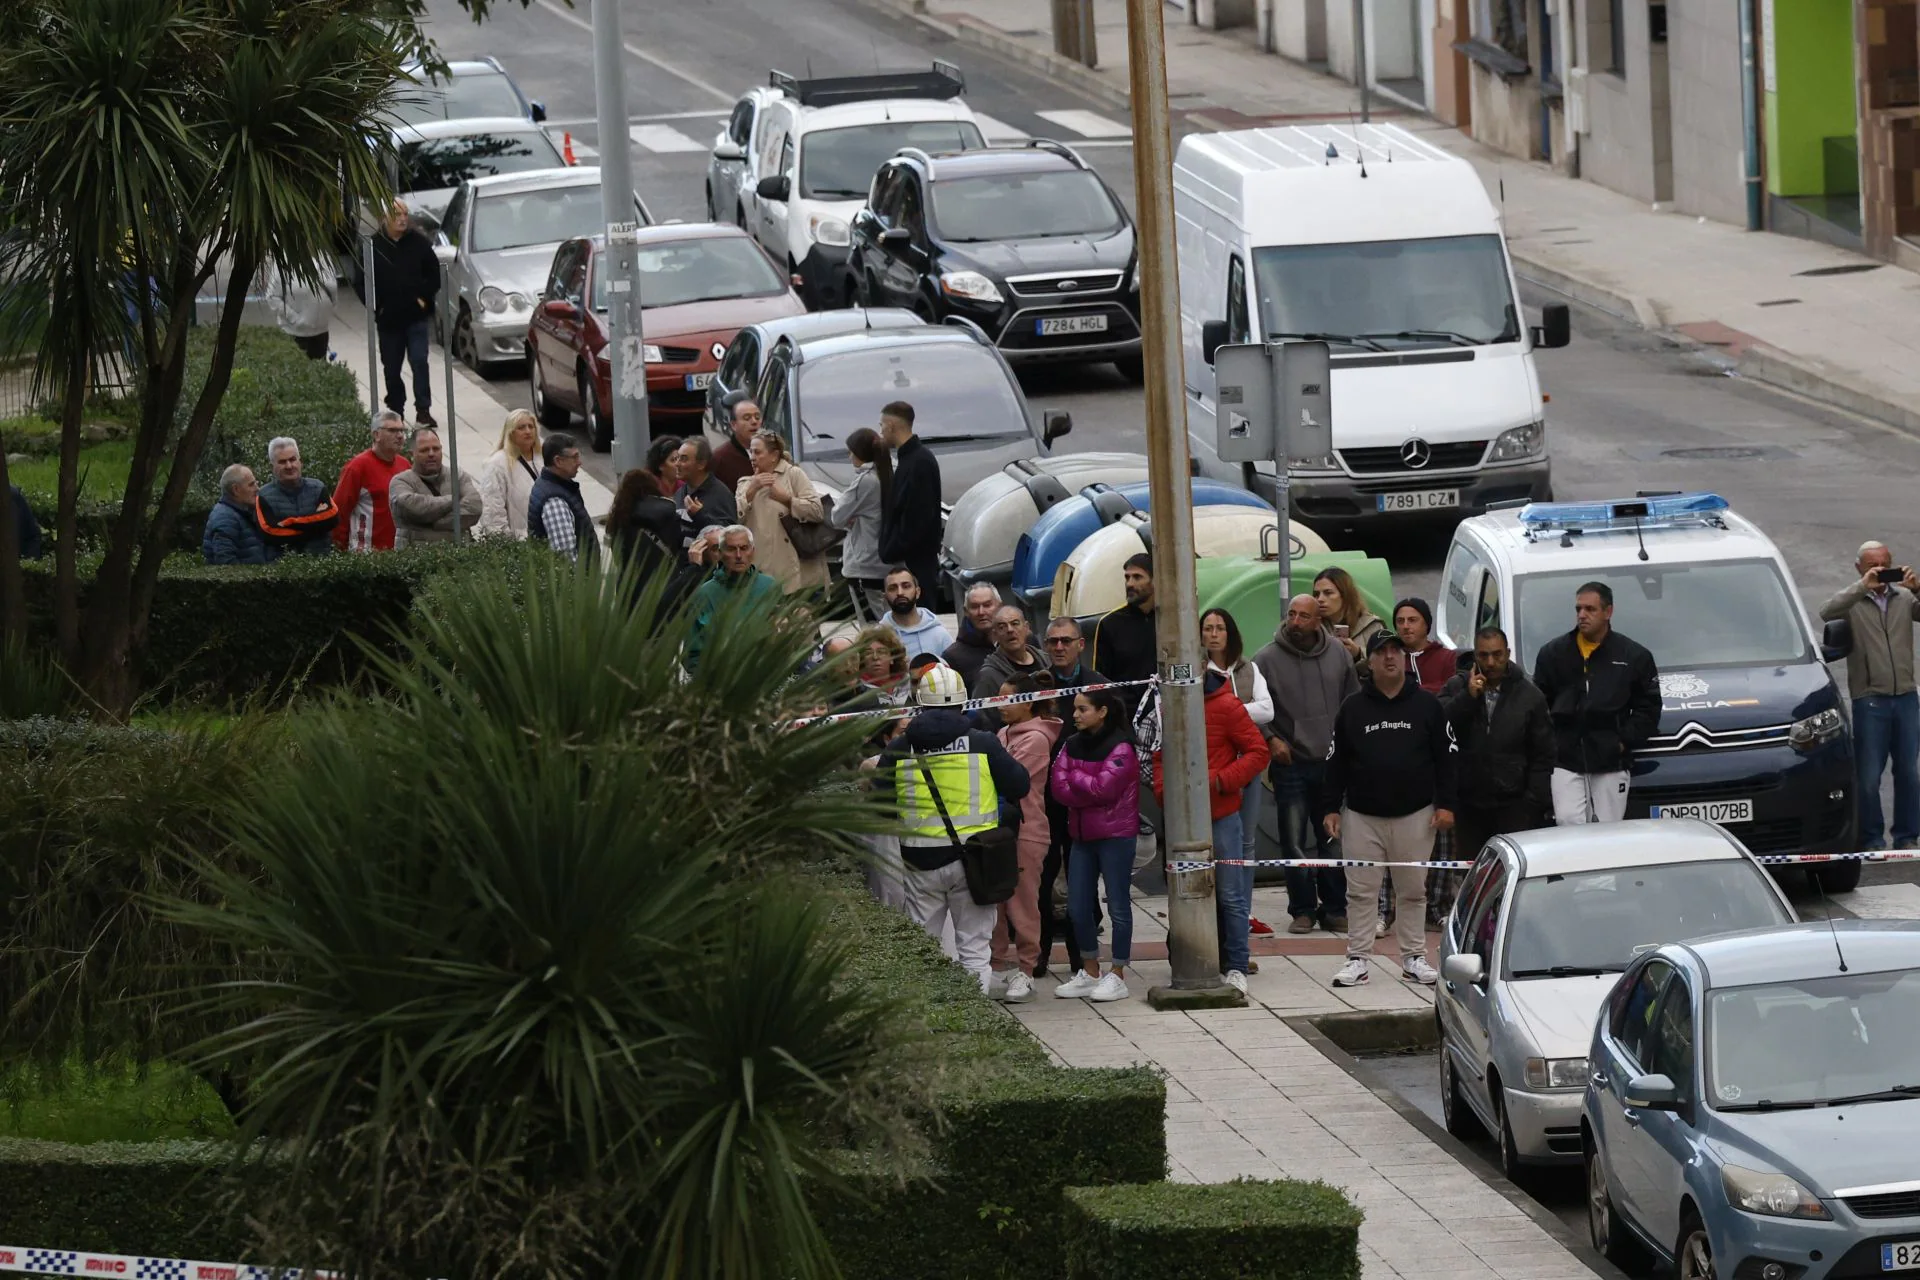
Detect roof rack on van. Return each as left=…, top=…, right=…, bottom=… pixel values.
left=1517, top=492, right=1730, bottom=543
left=769, top=60, right=965, bottom=108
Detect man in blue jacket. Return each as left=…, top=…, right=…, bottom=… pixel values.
left=202, top=465, right=268, bottom=565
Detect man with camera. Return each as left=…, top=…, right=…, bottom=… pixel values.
left=1821, top=542, right=1920, bottom=850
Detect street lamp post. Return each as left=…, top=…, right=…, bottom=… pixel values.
left=591, top=0, right=650, bottom=473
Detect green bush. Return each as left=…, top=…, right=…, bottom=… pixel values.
left=0, top=1140, right=255, bottom=1261
left=1061, top=1180, right=1363, bottom=1280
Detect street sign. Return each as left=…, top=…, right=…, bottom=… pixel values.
left=1277, top=340, right=1332, bottom=461
left=1213, top=342, right=1273, bottom=463
left=607, top=220, right=640, bottom=245
left=1213, top=340, right=1333, bottom=463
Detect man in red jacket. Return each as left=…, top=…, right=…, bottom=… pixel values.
left=333, top=410, right=413, bottom=552
left=1154, top=670, right=1271, bottom=993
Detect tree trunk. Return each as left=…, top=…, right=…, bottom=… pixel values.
left=52, top=346, right=86, bottom=666
left=0, top=443, right=22, bottom=645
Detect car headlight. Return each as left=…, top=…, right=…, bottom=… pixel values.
left=940, top=270, right=1003, bottom=303
left=477, top=286, right=509, bottom=314
left=507, top=291, right=531, bottom=311
left=809, top=214, right=850, bottom=248
left=1288, top=453, right=1340, bottom=473
left=1789, top=707, right=1844, bottom=753
left=1722, top=1165, right=1830, bottom=1220
left=643, top=343, right=664, bottom=364
left=1491, top=420, right=1545, bottom=461
left=1522, top=1057, right=1590, bottom=1090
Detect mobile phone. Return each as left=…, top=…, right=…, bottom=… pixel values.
left=1334, top=623, right=1350, bottom=639
left=1878, top=567, right=1903, bottom=584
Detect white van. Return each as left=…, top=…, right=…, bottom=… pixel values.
left=1174, top=124, right=1568, bottom=527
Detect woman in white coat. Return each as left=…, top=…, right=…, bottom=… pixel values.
left=735, top=431, right=827, bottom=593
left=477, top=409, right=541, bottom=537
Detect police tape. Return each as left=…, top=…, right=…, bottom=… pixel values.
left=789, top=675, right=1165, bottom=727
left=1163, top=849, right=1920, bottom=875
left=0, top=1242, right=331, bottom=1279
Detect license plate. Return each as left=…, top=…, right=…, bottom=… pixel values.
left=684, top=372, right=714, bottom=391
left=1651, top=799, right=1753, bottom=824
left=1036, top=314, right=1109, bottom=336
left=1376, top=489, right=1459, bottom=512
left=1883, top=1240, right=1920, bottom=1271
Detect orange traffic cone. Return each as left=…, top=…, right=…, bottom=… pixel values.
left=563, top=131, right=576, bottom=165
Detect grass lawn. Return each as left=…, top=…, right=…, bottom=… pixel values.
left=9, top=441, right=136, bottom=503
left=0, top=1062, right=234, bottom=1144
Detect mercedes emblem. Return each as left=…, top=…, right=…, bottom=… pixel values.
left=1400, top=438, right=1433, bottom=469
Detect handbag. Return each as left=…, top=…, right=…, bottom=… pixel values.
left=913, top=752, right=1018, bottom=906
left=781, top=492, right=841, bottom=559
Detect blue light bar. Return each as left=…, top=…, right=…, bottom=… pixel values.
left=1518, top=492, right=1729, bottom=528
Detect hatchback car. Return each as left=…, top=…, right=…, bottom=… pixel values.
left=526, top=225, right=804, bottom=450
left=433, top=168, right=653, bottom=374
left=751, top=322, right=1071, bottom=505
left=389, top=57, right=545, bottom=127
left=848, top=142, right=1142, bottom=377
left=1436, top=819, right=1794, bottom=1180
left=388, top=117, right=567, bottom=232
left=702, top=307, right=921, bottom=437
left=1584, top=920, right=1920, bottom=1280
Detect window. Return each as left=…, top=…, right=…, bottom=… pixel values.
left=870, top=167, right=904, bottom=222
left=1251, top=235, right=1520, bottom=349
left=396, top=130, right=563, bottom=194
left=1448, top=845, right=1503, bottom=946
left=1611, top=959, right=1673, bottom=1067
left=389, top=70, right=525, bottom=126
left=797, top=344, right=1028, bottom=443
left=778, top=134, right=795, bottom=178
left=1504, top=862, right=1789, bottom=979
left=759, top=352, right=793, bottom=444
left=727, top=100, right=754, bottom=147
left=1471, top=0, right=1529, bottom=62
left=561, top=247, right=588, bottom=305
left=441, top=186, right=468, bottom=247
left=545, top=242, right=582, bottom=303
left=1440, top=541, right=1486, bottom=644
left=471, top=185, right=629, bottom=253
left=796, top=120, right=986, bottom=200
left=1708, top=967, right=1920, bottom=1110
left=591, top=237, right=787, bottom=310
left=1606, top=0, right=1625, bottom=72
left=716, top=332, right=758, bottom=397
left=1476, top=569, right=1502, bottom=634
left=898, top=180, right=925, bottom=242
left=1225, top=256, right=1249, bottom=345
left=1459, top=853, right=1509, bottom=968
left=1643, top=976, right=1694, bottom=1096
left=928, top=170, right=1125, bottom=242
left=755, top=107, right=790, bottom=179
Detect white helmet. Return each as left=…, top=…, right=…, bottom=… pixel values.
left=915, top=664, right=968, bottom=708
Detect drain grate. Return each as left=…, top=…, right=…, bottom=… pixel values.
left=1793, top=263, right=1882, bottom=278
left=1662, top=446, right=1767, bottom=461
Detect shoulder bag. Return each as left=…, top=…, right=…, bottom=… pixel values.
left=782, top=491, right=841, bottom=559
left=913, top=751, right=1018, bottom=906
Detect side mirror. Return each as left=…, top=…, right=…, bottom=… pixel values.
left=1200, top=318, right=1228, bottom=365
left=529, top=101, right=547, bottom=123
left=1625, top=1072, right=1681, bottom=1110
left=1441, top=953, right=1484, bottom=987
left=878, top=226, right=912, bottom=246
left=756, top=174, right=791, bottom=203
left=540, top=299, right=580, bottom=321
left=1042, top=409, right=1073, bottom=447
left=713, top=139, right=745, bottom=162
left=1822, top=618, right=1853, bottom=663
left=1531, top=302, right=1571, bottom=350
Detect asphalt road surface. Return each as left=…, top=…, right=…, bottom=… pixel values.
left=418, top=0, right=1920, bottom=918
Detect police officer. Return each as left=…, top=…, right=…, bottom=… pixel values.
left=880, top=664, right=1030, bottom=993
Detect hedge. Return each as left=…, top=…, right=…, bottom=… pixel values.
left=1062, top=1180, right=1363, bottom=1280
left=0, top=1140, right=256, bottom=1262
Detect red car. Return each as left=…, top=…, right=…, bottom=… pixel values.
left=526, top=224, right=804, bottom=450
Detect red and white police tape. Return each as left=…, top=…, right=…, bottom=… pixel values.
left=788, top=675, right=1168, bottom=727
left=1164, top=849, right=1920, bottom=875
left=0, top=1243, right=330, bottom=1279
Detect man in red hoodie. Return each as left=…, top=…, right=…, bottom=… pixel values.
left=1394, top=597, right=1456, bottom=695
left=333, top=410, right=413, bottom=552
left=1154, top=670, right=1270, bottom=993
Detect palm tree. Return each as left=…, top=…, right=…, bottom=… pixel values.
left=177, top=563, right=926, bottom=1280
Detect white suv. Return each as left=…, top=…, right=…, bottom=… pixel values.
left=706, top=62, right=982, bottom=310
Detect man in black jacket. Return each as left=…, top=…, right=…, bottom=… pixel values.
left=1320, top=632, right=1457, bottom=988
left=876, top=400, right=944, bottom=610
left=1090, top=552, right=1158, bottom=703
left=370, top=201, right=440, bottom=428
left=1532, top=581, right=1660, bottom=825
left=942, top=582, right=1001, bottom=689
left=1441, top=627, right=1553, bottom=864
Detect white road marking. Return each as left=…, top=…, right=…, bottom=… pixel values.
left=1036, top=108, right=1132, bottom=138
left=972, top=112, right=1031, bottom=143
left=531, top=0, right=735, bottom=105
left=545, top=110, right=729, bottom=127
left=1831, top=882, right=1920, bottom=919
left=630, top=124, right=707, bottom=153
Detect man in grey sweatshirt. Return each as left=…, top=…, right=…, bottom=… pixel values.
left=1821, top=541, right=1920, bottom=849
left=1252, top=593, right=1360, bottom=932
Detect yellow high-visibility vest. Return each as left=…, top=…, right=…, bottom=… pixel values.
left=897, top=740, right=1000, bottom=846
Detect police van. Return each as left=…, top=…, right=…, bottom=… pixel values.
left=1435, top=493, right=1859, bottom=889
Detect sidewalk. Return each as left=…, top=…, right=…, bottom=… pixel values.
left=868, top=0, right=1920, bottom=436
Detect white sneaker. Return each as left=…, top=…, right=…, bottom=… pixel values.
left=1003, top=973, right=1035, bottom=1003
left=1376, top=918, right=1388, bottom=938
left=1089, top=972, right=1130, bottom=1002
left=1055, top=971, right=1100, bottom=998
left=1402, top=956, right=1438, bottom=985
left=1332, top=958, right=1371, bottom=987
left=1223, top=970, right=1249, bottom=995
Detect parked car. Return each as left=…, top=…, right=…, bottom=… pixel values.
left=702, top=306, right=921, bottom=436
left=431, top=168, right=652, bottom=374
left=389, top=57, right=545, bottom=126
left=1435, top=820, right=1795, bottom=1180
left=940, top=454, right=1153, bottom=606
left=1583, top=919, right=1920, bottom=1280
left=849, top=142, right=1142, bottom=377
left=751, top=321, right=1071, bottom=504
left=526, top=225, right=805, bottom=450
left=386, top=117, right=568, bottom=232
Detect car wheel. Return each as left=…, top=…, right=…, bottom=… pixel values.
left=1438, top=1047, right=1486, bottom=1140
left=580, top=368, right=612, bottom=452
left=1676, top=1209, right=1716, bottom=1280
left=1114, top=354, right=1145, bottom=384
left=1812, top=859, right=1863, bottom=893
left=453, top=305, right=486, bottom=373
left=1586, top=1141, right=1650, bottom=1270
left=529, top=354, right=569, bottom=430
left=1489, top=1086, right=1528, bottom=1185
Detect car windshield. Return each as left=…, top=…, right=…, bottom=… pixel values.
left=1709, top=966, right=1920, bottom=1109
left=592, top=237, right=786, bottom=310
left=390, top=72, right=525, bottom=125
left=930, top=170, right=1124, bottom=241
left=472, top=185, right=620, bottom=252
left=398, top=131, right=562, bottom=193
left=798, top=120, right=985, bottom=199
left=797, top=344, right=1028, bottom=441
left=1513, top=559, right=1812, bottom=673
left=1504, top=861, right=1788, bottom=978
left=1251, top=234, right=1518, bottom=348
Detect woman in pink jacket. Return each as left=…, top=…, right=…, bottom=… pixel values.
left=1048, top=687, right=1142, bottom=1003
left=992, top=672, right=1063, bottom=1004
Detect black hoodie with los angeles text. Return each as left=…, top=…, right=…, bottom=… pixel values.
left=1318, top=678, right=1459, bottom=820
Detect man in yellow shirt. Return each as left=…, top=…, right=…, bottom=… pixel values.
left=1531, top=581, right=1661, bottom=823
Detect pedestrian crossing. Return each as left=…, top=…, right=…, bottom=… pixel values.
left=552, top=105, right=1136, bottom=158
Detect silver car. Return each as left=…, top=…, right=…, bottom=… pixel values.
left=386, top=117, right=566, bottom=233
left=702, top=307, right=921, bottom=436
left=432, top=169, right=653, bottom=373
left=1435, top=819, right=1794, bottom=1179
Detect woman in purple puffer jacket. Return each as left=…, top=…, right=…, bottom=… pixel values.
left=1048, top=687, right=1142, bottom=1003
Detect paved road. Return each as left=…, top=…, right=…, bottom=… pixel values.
left=419, top=0, right=1920, bottom=914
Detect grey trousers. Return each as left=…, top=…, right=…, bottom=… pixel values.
left=1342, top=807, right=1432, bottom=962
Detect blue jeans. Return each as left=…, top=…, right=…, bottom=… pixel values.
left=1069, top=836, right=1135, bottom=968
left=1238, top=775, right=1262, bottom=864
left=1855, top=692, right=1920, bottom=847
left=1274, top=758, right=1347, bottom=920
left=379, top=319, right=431, bottom=416
left=1213, top=810, right=1251, bottom=974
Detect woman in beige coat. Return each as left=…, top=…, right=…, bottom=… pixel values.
left=735, top=430, right=826, bottom=593
left=477, top=409, right=541, bottom=538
